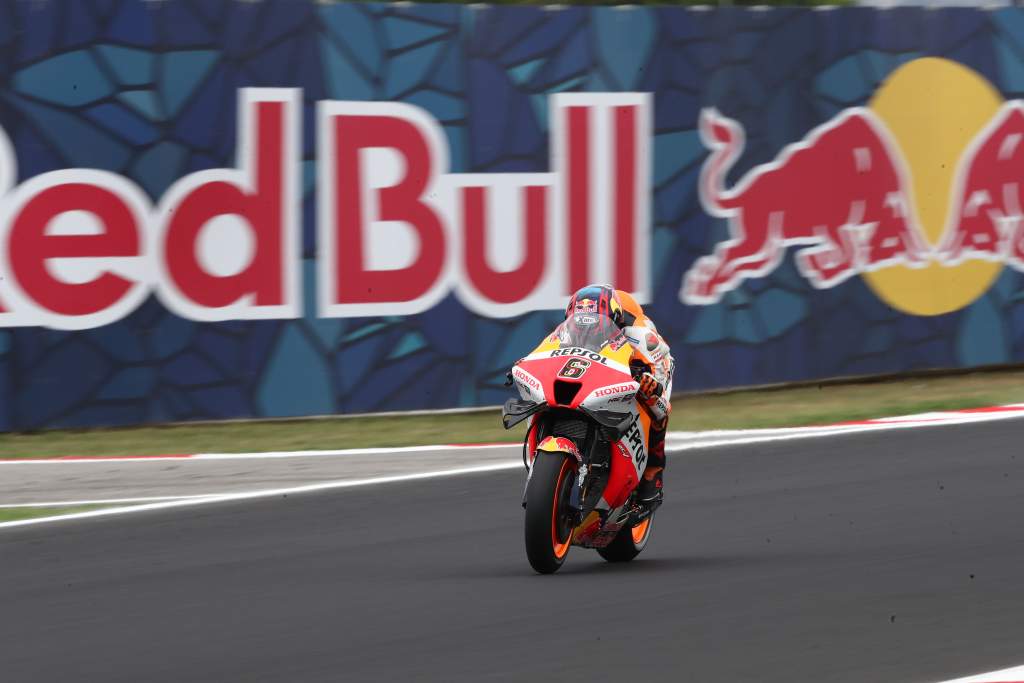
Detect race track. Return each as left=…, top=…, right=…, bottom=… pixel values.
left=2, top=418, right=1024, bottom=682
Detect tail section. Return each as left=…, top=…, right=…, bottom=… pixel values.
left=698, top=108, right=745, bottom=215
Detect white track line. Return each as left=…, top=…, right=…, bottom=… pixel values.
left=933, top=663, right=1024, bottom=682
left=0, top=461, right=522, bottom=530
left=667, top=407, right=1024, bottom=452
left=0, top=443, right=515, bottom=465
left=3, top=405, right=1023, bottom=466
left=0, top=495, right=211, bottom=508
left=5, top=404, right=1024, bottom=530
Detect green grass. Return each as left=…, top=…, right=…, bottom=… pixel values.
left=0, top=506, right=110, bottom=523
left=677, top=370, right=1024, bottom=430
left=0, top=412, right=529, bottom=459
left=2, top=369, right=1023, bottom=460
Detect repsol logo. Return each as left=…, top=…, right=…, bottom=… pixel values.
left=625, top=417, right=647, bottom=470
left=549, top=348, right=608, bottom=364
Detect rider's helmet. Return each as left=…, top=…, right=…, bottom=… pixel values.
left=561, top=284, right=621, bottom=351
left=612, top=289, right=645, bottom=328
left=564, top=284, right=645, bottom=328
left=565, top=284, right=620, bottom=324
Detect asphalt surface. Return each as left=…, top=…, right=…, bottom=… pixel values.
left=2, top=419, right=1024, bottom=682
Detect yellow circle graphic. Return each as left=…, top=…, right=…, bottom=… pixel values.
left=864, top=57, right=1004, bottom=316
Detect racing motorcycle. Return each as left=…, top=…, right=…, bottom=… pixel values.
left=503, top=312, right=659, bottom=574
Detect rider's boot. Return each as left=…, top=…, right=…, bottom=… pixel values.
left=637, top=416, right=667, bottom=507
left=637, top=469, right=662, bottom=506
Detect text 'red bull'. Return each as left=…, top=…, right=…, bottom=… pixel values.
left=0, top=89, right=651, bottom=330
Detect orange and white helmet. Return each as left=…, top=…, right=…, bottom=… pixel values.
left=612, top=289, right=645, bottom=327
left=564, top=284, right=644, bottom=329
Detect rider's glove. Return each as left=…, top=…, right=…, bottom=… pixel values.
left=637, top=373, right=663, bottom=403
left=638, top=372, right=669, bottom=422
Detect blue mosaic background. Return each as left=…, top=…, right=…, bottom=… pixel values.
left=1, top=1, right=1023, bottom=431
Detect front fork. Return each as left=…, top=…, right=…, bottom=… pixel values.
left=522, top=428, right=587, bottom=523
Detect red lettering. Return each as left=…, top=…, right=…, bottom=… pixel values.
left=614, top=105, right=637, bottom=292
left=333, top=114, right=445, bottom=305
left=164, top=100, right=287, bottom=309
left=513, top=367, right=541, bottom=390
left=9, top=184, right=139, bottom=316
left=596, top=383, right=632, bottom=397
left=462, top=185, right=547, bottom=305
left=567, top=106, right=590, bottom=292
left=0, top=91, right=649, bottom=329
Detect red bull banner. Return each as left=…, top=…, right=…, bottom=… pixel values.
left=684, top=84, right=1024, bottom=310
left=0, top=90, right=649, bottom=329
left=2, top=1, right=1024, bottom=430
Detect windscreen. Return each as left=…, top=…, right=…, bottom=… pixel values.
left=556, top=312, right=622, bottom=353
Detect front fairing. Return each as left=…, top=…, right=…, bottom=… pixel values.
left=512, top=319, right=637, bottom=415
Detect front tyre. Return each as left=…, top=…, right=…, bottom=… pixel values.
left=524, top=453, right=576, bottom=574
left=597, top=514, right=654, bottom=563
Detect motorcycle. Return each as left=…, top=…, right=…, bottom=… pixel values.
left=502, top=312, right=659, bottom=574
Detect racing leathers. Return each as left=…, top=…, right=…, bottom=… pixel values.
left=560, top=284, right=674, bottom=505
left=619, top=306, right=673, bottom=504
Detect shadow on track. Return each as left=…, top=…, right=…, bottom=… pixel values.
left=443, top=553, right=779, bottom=580
left=560, top=555, right=749, bottom=576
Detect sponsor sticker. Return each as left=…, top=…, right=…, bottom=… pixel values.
left=549, top=347, right=609, bottom=364
left=608, top=332, right=628, bottom=351
left=624, top=417, right=647, bottom=470
left=513, top=367, right=541, bottom=391
left=594, top=383, right=633, bottom=398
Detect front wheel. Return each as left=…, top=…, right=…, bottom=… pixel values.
left=597, top=513, right=654, bottom=563
left=524, top=452, right=576, bottom=574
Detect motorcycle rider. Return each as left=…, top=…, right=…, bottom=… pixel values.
left=563, top=284, right=673, bottom=507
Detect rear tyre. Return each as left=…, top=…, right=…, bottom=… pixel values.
left=597, top=513, right=654, bottom=563
left=524, top=453, right=576, bottom=574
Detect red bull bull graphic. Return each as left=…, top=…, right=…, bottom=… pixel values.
left=684, top=56, right=1024, bottom=316
left=937, top=101, right=1024, bottom=270
left=683, top=107, right=928, bottom=304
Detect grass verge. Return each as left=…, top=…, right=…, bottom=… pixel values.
left=0, top=506, right=111, bottom=523
left=1, top=369, right=1023, bottom=459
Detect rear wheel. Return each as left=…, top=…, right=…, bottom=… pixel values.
left=524, top=452, right=576, bottom=574
left=597, top=513, right=654, bottom=563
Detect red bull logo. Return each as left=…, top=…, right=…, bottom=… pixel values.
left=683, top=57, right=1022, bottom=316
left=938, top=101, right=1024, bottom=269
left=0, top=90, right=651, bottom=330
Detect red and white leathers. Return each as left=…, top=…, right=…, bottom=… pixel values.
left=562, top=284, right=673, bottom=501
left=623, top=315, right=673, bottom=422
left=617, top=299, right=673, bottom=499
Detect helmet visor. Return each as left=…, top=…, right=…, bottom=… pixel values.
left=557, top=312, right=619, bottom=353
